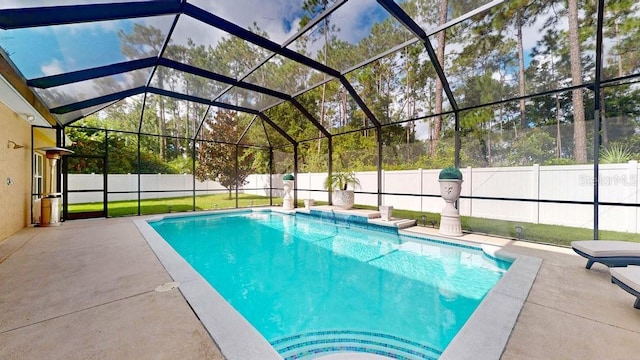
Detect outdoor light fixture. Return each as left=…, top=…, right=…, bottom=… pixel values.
left=515, top=225, right=524, bottom=240
left=7, top=140, right=24, bottom=149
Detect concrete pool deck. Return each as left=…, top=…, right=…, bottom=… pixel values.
left=1, top=213, right=640, bottom=359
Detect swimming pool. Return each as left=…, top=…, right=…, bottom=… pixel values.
left=148, top=210, right=511, bottom=359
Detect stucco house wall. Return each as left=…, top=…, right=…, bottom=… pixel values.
left=0, top=103, right=55, bottom=240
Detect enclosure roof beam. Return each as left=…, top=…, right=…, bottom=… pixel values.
left=341, top=0, right=507, bottom=77
left=183, top=3, right=341, bottom=79
left=339, top=78, right=381, bottom=128
left=236, top=115, right=258, bottom=145
left=48, top=85, right=263, bottom=116
left=27, top=57, right=158, bottom=89
left=376, top=0, right=459, bottom=111
left=288, top=98, right=332, bottom=139
left=148, top=87, right=261, bottom=114
left=50, top=86, right=146, bottom=114
left=158, top=58, right=291, bottom=100
left=257, top=113, right=296, bottom=145
left=0, top=0, right=182, bottom=29
left=280, top=0, right=348, bottom=48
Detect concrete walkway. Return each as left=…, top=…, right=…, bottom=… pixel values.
left=0, top=217, right=223, bottom=360
left=1, top=216, right=639, bottom=359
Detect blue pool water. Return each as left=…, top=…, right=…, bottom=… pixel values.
left=149, top=210, right=510, bottom=359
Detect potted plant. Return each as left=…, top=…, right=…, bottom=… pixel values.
left=282, top=173, right=294, bottom=210
left=438, top=167, right=463, bottom=236
left=324, top=171, right=360, bottom=210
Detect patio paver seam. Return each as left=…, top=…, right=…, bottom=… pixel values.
left=0, top=232, right=38, bottom=264
left=0, top=288, right=165, bottom=335
left=523, top=297, right=640, bottom=334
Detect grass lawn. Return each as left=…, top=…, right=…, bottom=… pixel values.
left=69, top=195, right=638, bottom=247
left=357, top=206, right=640, bottom=247
left=69, top=193, right=272, bottom=217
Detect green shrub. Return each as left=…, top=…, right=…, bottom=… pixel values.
left=543, top=157, right=577, bottom=165
left=600, top=144, right=633, bottom=164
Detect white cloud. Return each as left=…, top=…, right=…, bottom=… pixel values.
left=189, top=0, right=305, bottom=44
left=41, top=59, right=65, bottom=76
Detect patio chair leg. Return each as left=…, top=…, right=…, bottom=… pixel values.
left=586, top=259, right=595, bottom=269
left=634, top=297, right=640, bottom=310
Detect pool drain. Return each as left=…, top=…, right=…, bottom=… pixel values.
left=155, top=281, right=180, bottom=292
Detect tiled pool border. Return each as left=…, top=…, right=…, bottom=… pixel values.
left=135, top=208, right=541, bottom=360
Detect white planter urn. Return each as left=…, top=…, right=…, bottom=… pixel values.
left=333, top=190, right=354, bottom=210
left=282, top=180, right=294, bottom=210
left=439, top=179, right=463, bottom=236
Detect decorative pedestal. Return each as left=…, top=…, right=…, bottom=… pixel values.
left=282, top=180, right=294, bottom=210
left=304, top=199, right=314, bottom=209
left=379, top=205, right=393, bottom=221
left=439, top=179, right=463, bottom=237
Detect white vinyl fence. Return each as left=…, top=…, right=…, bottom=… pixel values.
left=68, top=162, right=639, bottom=233
left=68, top=174, right=225, bottom=203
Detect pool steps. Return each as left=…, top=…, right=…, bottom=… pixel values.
left=271, top=330, right=441, bottom=360
left=275, top=206, right=417, bottom=230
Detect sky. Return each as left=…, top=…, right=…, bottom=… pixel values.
left=0, top=0, right=624, bottom=133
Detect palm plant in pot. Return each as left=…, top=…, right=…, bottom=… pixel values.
left=324, top=171, right=360, bottom=210
left=438, top=167, right=463, bottom=236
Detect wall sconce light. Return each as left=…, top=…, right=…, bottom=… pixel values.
left=7, top=140, right=24, bottom=149
left=19, top=113, right=35, bottom=123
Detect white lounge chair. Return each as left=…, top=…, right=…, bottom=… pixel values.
left=571, top=240, right=640, bottom=269
left=610, top=266, right=640, bottom=309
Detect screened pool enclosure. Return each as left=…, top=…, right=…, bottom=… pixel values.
left=1, top=0, right=639, bottom=241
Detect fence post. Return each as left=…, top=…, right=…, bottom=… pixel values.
left=532, top=164, right=540, bottom=224
left=418, top=168, right=423, bottom=213
left=467, top=166, right=472, bottom=217
left=629, top=160, right=638, bottom=233
left=380, top=169, right=385, bottom=206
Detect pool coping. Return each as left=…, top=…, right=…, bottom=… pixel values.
left=135, top=209, right=541, bottom=360
left=401, top=231, right=542, bottom=360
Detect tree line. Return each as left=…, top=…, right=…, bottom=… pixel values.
left=64, top=0, right=640, bottom=186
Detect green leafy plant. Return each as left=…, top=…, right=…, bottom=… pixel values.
left=600, top=144, right=633, bottom=164
left=324, top=171, right=360, bottom=191
left=283, top=173, right=295, bottom=180
left=438, top=166, right=463, bottom=180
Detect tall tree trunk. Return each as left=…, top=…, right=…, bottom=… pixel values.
left=431, top=0, right=448, bottom=156
left=556, top=93, right=562, bottom=157
left=340, top=88, right=347, bottom=128
left=158, top=72, right=166, bottom=159
left=600, top=93, right=608, bottom=148
left=486, top=121, right=492, bottom=166
left=517, top=11, right=526, bottom=130
left=615, top=21, right=623, bottom=77
left=405, top=48, right=413, bottom=149
left=159, top=99, right=166, bottom=159
left=568, top=0, right=587, bottom=163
